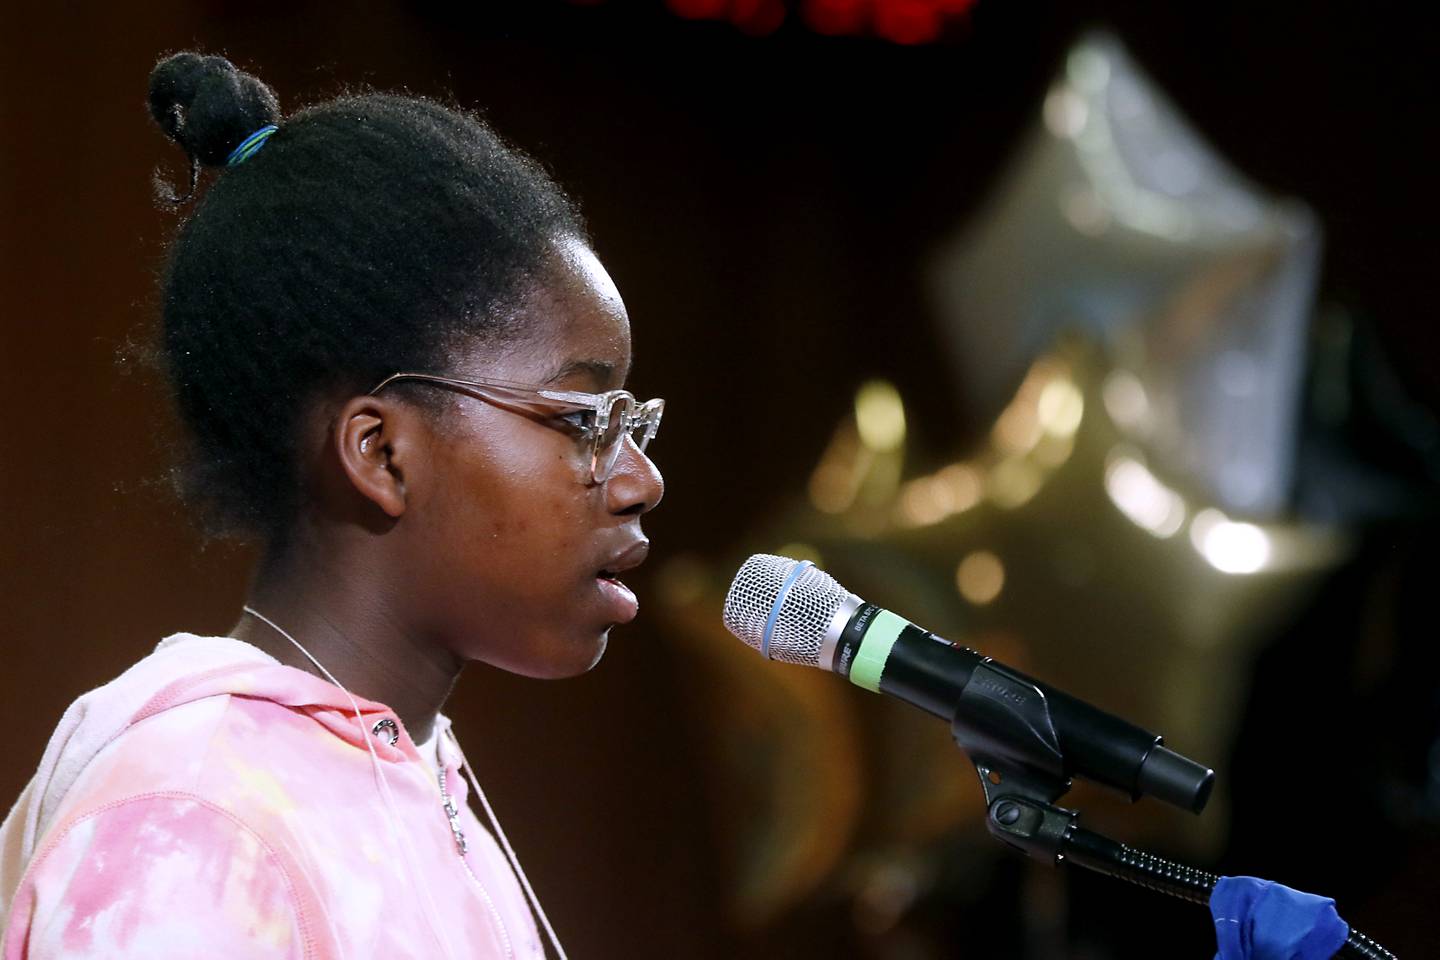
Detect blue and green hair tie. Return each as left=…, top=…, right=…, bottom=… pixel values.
left=226, top=124, right=278, bottom=166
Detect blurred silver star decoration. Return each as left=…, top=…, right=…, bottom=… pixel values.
left=658, top=30, right=1363, bottom=947
left=933, top=30, right=1323, bottom=520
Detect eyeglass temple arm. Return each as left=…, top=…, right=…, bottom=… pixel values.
left=370, top=372, right=596, bottom=412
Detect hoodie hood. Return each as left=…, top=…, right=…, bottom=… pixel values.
left=0, top=632, right=453, bottom=934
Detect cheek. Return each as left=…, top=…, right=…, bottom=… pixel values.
left=432, top=437, right=589, bottom=568
left=416, top=439, right=612, bottom=675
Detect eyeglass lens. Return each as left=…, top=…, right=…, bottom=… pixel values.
left=595, top=395, right=632, bottom=481
left=593, top=395, right=662, bottom=482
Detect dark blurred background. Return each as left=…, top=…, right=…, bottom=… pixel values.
left=2, top=1, right=1437, bottom=957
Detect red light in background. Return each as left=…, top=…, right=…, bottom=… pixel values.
left=666, top=0, right=785, bottom=35
left=801, top=0, right=975, bottom=42
left=873, top=0, right=942, bottom=44
left=666, top=0, right=731, bottom=18
left=657, top=0, right=977, bottom=42
left=731, top=0, right=788, bottom=35
left=804, top=0, right=868, bottom=36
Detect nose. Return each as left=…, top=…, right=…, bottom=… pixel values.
left=605, top=436, right=664, bottom=516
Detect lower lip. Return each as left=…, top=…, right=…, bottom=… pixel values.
left=596, top=576, right=639, bottom=623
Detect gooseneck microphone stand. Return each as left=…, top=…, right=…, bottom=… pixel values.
left=951, top=662, right=1397, bottom=960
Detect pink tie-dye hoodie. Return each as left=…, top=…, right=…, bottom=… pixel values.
left=0, top=633, right=549, bottom=959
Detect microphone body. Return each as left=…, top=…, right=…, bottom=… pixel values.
left=724, top=555, right=1214, bottom=813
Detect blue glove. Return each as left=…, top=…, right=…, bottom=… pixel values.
left=1211, top=875, right=1350, bottom=960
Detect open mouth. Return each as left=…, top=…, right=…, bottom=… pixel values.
left=592, top=539, right=647, bottom=624
left=596, top=540, right=649, bottom=584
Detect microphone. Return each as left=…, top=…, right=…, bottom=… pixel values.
left=723, top=554, right=1214, bottom=814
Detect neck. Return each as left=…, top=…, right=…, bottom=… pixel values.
left=229, top=544, right=463, bottom=746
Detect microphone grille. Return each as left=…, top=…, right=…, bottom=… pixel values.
left=722, top=554, right=856, bottom=667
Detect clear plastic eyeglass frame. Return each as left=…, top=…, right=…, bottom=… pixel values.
left=367, top=372, right=664, bottom=484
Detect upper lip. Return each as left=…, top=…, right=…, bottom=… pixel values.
left=598, top=539, right=650, bottom=578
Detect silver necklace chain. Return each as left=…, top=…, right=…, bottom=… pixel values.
left=437, top=759, right=469, bottom=856
left=242, top=606, right=468, bottom=858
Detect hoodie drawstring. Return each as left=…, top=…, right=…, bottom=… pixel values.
left=242, top=607, right=468, bottom=959
left=451, top=734, right=569, bottom=960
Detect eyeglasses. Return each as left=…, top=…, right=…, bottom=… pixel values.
left=367, top=372, right=664, bottom=484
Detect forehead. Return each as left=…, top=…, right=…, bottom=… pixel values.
left=555, top=238, right=624, bottom=319
left=457, top=237, right=632, bottom=389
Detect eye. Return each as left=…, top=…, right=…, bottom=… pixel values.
left=556, top=409, right=595, bottom=432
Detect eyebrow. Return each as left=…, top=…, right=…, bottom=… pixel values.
left=543, top=359, right=628, bottom=390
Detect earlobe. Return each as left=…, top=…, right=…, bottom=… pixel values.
left=335, top=398, right=409, bottom=520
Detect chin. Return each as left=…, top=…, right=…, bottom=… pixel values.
left=562, top=628, right=609, bottom=677
left=499, top=627, right=610, bottom=680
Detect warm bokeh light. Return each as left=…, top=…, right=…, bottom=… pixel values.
left=1102, top=370, right=1150, bottom=431
left=855, top=380, right=907, bottom=452
left=993, top=357, right=1077, bottom=455
left=955, top=550, right=1005, bottom=604
left=1104, top=450, right=1186, bottom=537
left=1037, top=377, right=1084, bottom=437
left=1190, top=508, right=1272, bottom=574
left=992, top=397, right=1042, bottom=454
left=886, top=354, right=1086, bottom=529
left=896, top=462, right=982, bottom=528
left=1032, top=432, right=1076, bottom=469
left=935, top=463, right=983, bottom=511
left=987, top=456, right=1043, bottom=509
left=898, top=476, right=950, bottom=527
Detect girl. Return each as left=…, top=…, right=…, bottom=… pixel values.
left=0, top=51, right=663, bottom=959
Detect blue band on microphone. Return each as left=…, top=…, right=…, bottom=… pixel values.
left=761, top=560, right=813, bottom=659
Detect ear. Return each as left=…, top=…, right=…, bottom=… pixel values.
left=332, top=395, right=417, bottom=520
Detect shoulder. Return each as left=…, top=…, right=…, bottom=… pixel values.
left=52, top=692, right=297, bottom=816
left=56, top=668, right=361, bottom=820
left=4, top=792, right=329, bottom=959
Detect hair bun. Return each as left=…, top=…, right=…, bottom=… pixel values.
left=148, top=52, right=281, bottom=166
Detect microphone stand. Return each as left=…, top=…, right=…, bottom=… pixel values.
left=951, top=678, right=1397, bottom=959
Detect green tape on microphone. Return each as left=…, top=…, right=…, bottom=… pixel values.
left=849, top=609, right=910, bottom=693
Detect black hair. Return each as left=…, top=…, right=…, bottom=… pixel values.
left=146, top=51, right=586, bottom=542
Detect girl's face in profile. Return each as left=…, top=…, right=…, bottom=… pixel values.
left=401, top=238, right=665, bottom=678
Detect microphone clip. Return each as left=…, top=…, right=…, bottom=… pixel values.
left=952, top=657, right=1079, bottom=862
